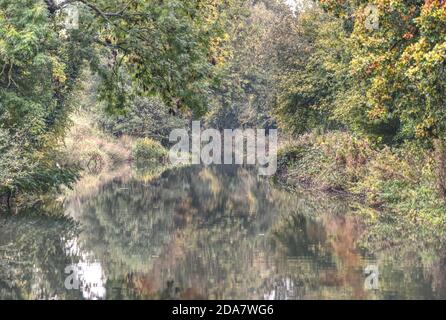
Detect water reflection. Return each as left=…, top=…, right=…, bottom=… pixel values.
left=0, top=212, right=82, bottom=299
left=1, top=165, right=446, bottom=299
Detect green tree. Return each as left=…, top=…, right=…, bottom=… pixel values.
left=317, top=0, right=446, bottom=143
left=1, top=0, right=230, bottom=201
left=206, top=0, right=294, bottom=129
left=273, top=4, right=349, bottom=135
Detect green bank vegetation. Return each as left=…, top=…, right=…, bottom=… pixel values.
left=272, top=1, right=446, bottom=231
left=1, top=0, right=226, bottom=208
left=1, top=0, right=446, bottom=236
left=2, top=1, right=446, bottom=300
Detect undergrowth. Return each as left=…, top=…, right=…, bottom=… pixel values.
left=277, top=131, right=446, bottom=229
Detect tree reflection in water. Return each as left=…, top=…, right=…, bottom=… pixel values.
left=68, top=165, right=446, bottom=300
left=0, top=210, right=82, bottom=299
left=2, top=165, right=446, bottom=299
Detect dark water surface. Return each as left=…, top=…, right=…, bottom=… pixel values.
left=1, top=165, right=446, bottom=299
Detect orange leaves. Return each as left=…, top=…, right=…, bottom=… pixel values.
left=403, top=32, right=414, bottom=40
left=368, top=104, right=388, bottom=120
left=424, top=0, right=446, bottom=9
left=366, top=60, right=379, bottom=75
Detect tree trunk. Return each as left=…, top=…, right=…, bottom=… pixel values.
left=6, top=189, right=12, bottom=211
left=434, top=138, right=446, bottom=200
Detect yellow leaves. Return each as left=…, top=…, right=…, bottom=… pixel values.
left=368, top=104, right=388, bottom=120
left=422, top=0, right=446, bottom=11
left=418, top=2, right=446, bottom=38
left=0, top=38, right=6, bottom=57
left=208, top=36, right=230, bottom=67
left=31, top=2, right=45, bottom=17
left=50, top=56, right=67, bottom=84
left=403, top=32, right=414, bottom=40
left=415, top=117, right=436, bottom=138
left=197, top=0, right=223, bottom=25
left=405, top=64, right=421, bottom=79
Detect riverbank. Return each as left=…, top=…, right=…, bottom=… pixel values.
left=0, top=111, right=170, bottom=213
left=62, top=112, right=134, bottom=174
left=275, top=131, right=446, bottom=231
left=3, top=164, right=446, bottom=299
left=61, top=111, right=174, bottom=211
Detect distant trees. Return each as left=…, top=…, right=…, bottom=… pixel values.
left=273, top=4, right=348, bottom=135
left=206, top=0, right=295, bottom=129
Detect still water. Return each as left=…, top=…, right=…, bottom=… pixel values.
left=1, top=165, right=446, bottom=299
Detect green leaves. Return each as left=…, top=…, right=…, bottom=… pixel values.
left=273, top=6, right=346, bottom=135
left=77, top=0, right=227, bottom=116
left=317, top=0, right=446, bottom=143
left=0, top=0, right=232, bottom=199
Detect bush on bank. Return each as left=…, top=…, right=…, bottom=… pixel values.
left=62, top=113, right=132, bottom=174
left=276, top=131, right=446, bottom=228
left=132, top=138, right=168, bottom=164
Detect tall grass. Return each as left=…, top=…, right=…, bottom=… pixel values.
left=277, top=131, right=446, bottom=228
left=62, top=112, right=133, bottom=175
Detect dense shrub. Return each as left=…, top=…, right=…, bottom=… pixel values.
left=277, top=131, right=446, bottom=228
left=62, top=113, right=132, bottom=175
left=132, top=138, right=168, bottom=163
left=278, top=131, right=375, bottom=191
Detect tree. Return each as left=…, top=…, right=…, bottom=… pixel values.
left=0, top=0, right=231, bottom=200
left=206, top=0, right=299, bottom=130
left=273, top=3, right=349, bottom=135
left=317, top=0, right=446, bottom=143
